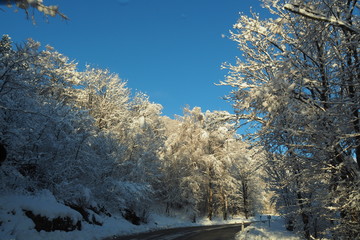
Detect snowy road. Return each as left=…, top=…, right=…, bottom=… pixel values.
left=105, top=223, right=250, bottom=240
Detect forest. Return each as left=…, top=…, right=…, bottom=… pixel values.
left=1, top=0, right=360, bottom=240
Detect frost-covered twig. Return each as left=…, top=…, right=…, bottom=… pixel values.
left=284, top=3, right=360, bottom=34
left=0, top=0, right=68, bottom=21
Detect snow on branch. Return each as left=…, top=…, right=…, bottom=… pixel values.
left=0, top=0, right=68, bottom=20
left=284, top=3, right=360, bottom=34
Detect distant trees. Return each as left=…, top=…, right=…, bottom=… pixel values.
left=221, top=0, right=360, bottom=238
left=160, top=107, right=263, bottom=221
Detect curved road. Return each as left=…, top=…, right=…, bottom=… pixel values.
left=105, top=223, right=250, bottom=240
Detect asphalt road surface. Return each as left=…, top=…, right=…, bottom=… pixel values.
left=105, top=223, right=250, bottom=240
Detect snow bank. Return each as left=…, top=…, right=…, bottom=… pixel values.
left=0, top=190, right=142, bottom=240
left=1, top=191, right=241, bottom=240
left=235, top=217, right=302, bottom=240
left=0, top=190, right=82, bottom=222
left=1, top=192, right=292, bottom=240
left=0, top=190, right=82, bottom=240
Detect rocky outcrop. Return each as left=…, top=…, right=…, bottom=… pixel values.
left=24, top=210, right=82, bottom=232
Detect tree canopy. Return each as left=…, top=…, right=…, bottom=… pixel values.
left=222, top=0, right=360, bottom=238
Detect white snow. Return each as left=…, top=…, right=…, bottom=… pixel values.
left=0, top=191, right=254, bottom=240
left=0, top=191, right=83, bottom=240
left=235, top=217, right=302, bottom=240
left=0, top=190, right=82, bottom=222
left=0, top=191, right=135, bottom=240
left=0, top=191, right=301, bottom=240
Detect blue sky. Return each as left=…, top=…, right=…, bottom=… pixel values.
left=0, top=0, right=268, bottom=118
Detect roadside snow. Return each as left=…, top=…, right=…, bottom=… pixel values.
left=0, top=191, right=253, bottom=240
left=0, top=190, right=82, bottom=222
left=149, top=214, right=252, bottom=229
left=0, top=192, right=138, bottom=240
left=1, top=192, right=299, bottom=240
left=235, top=217, right=303, bottom=240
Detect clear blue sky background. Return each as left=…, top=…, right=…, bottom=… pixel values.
left=0, top=0, right=269, bottom=118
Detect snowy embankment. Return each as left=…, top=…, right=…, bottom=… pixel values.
left=0, top=191, right=249, bottom=240
left=0, top=191, right=301, bottom=240
left=235, top=217, right=302, bottom=240
left=0, top=191, right=141, bottom=240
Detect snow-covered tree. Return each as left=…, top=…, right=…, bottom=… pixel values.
left=225, top=140, right=264, bottom=219
left=76, top=66, right=166, bottom=219
left=0, top=36, right=88, bottom=197
left=0, top=35, right=165, bottom=226
left=201, top=110, right=238, bottom=220
left=120, top=92, right=165, bottom=185
left=77, top=66, right=130, bottom=134
left=160, top=107, right=262, bottom=221
left=221, top=0, right=360, bottom=238
left=161, top=107, right=208, bottom=221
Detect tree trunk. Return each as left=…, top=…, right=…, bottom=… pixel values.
left=0, top=143, right=6, bottom=165
left=297, top=191, right=310, bottom=240
left=207, top=181, right=213, bottom=220
left=222, top=193, right=228, bottom=220
left=242, top=180, right=249, bottom=219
